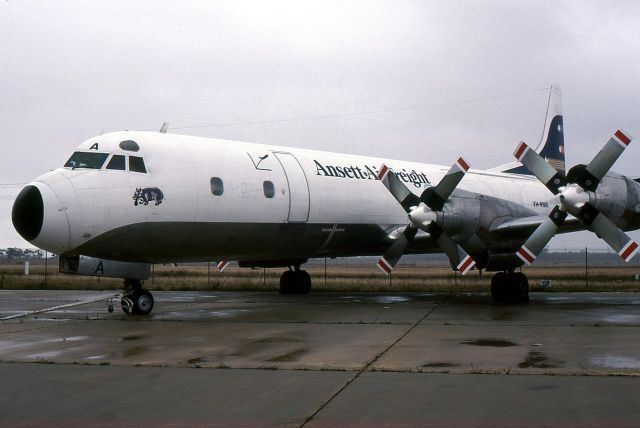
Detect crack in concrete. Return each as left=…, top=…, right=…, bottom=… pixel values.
left=298, top=295, right=449, bottom=427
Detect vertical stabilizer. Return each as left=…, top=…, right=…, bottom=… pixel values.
left=536, top=85, right=565, bottom=174
left=493, top=85, right=565, bottom=175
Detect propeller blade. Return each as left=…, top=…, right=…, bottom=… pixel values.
left=421, top=157, right=470, bottom=210
left=513, top=141, right=567, bottom=194
left=429, top=223, right=475, bottom=275
left=568, top=129, right=633, bottom=191
left=376, top=226, right=418, bottom=275
left=580, top=203, right=639, bottom=262
left=378, top=164, right=421, bottom=213
left=516, top=206, right=568, bottom=265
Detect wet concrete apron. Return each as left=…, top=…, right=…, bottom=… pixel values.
left=1, top=291, right=639, bottom=427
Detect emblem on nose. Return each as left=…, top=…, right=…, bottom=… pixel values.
left=133, top=187, right=164, bottom=206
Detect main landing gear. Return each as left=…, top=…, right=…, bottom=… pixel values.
left=120, top=279, right=155, bottom=315
left=491, top=271, right=529, bottom=304
left=279, top=265, right=311, bottom=294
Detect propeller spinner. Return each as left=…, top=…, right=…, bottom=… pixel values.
left=377, top=159, right=476, bottom=275
left=514, top=129, right=638, bottom=265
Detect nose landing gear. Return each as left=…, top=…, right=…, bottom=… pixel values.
left=120, top=279, right=155, bottom=315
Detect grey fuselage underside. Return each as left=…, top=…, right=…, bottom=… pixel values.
left=68, top=222, right=440, bottom=263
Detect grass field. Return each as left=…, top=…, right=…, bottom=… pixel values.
left=1, top=263, right=640, bottom=292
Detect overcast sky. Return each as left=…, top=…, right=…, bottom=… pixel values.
left=1, top=0, right=639, bottom=251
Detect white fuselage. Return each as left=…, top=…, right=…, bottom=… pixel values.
left=25, top=131, right=551, bottom=263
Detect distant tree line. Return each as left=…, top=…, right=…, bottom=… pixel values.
left=0, top=248, right=57, bottom=263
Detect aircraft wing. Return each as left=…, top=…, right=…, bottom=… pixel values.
left=491, top=215, right=583, bottom=237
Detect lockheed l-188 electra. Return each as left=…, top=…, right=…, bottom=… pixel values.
left=11, top=86, right=640, bottom=315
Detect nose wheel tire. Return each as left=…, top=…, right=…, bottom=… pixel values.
left=121, top=289, right=154, bottom=315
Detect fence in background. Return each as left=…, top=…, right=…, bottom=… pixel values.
left=1, top=248, right=639, bottom=292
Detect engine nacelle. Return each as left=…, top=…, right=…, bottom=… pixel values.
left=439, top=191, right=533, bottom=246
left=59, top=255, right=150, bottom=280
left=592, top=174, right=640, bottom=229
left=437, top=190, right=541, bottom=270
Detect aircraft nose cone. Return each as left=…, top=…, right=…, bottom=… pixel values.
left=12, top=180, right=71, bottom=254
left=12, top=185, right=44, bottom=241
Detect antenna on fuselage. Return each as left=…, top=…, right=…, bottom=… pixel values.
left=159, top=122, right=169, bottom=133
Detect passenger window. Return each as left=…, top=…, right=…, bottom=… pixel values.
left=129, top=156, right=147, bottom=173
left=106, top=155, right=126, bottom=170
left=263, top=181, right=275, bottom=198
left=210, top=177, right=224, bottom=196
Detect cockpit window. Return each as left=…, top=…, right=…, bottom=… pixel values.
left=106, top=155, right=126, bottom=170
left=64, top=152, right=109, bottom=169
left=129, top=156, right=147, bottom=173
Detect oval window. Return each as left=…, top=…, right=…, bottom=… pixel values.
left=210, top=177, right=224, bottom=196
left=263, top=181, right=275, bottom=198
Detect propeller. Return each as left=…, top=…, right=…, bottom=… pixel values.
left=377, top=158, right=476, bottom=275
left=514, top=129, right=638, bottom=265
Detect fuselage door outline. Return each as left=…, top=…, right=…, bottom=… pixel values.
left=273, top=152, right=310, bottom=223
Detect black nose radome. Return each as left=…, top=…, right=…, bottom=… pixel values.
left=12, top=185, right=44, bottom=241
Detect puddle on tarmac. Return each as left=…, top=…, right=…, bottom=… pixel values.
left=491, top=313, right=513, bottom=321
left=589, top=354, right=640, bottom=369
left=160, top=309, right=249, bottom=319
left=158, top=294, right=198, bottom=302
left=267, top=347, right=309, bottom=362
left=255, top=336, right=301, bottom=344
left=64, top=335, right=89, bottom=342
left=0, top=339, right=33, bottom=352
left=338, top=296, right=362, bottom=302
left=24, top=350, right=66, bottom=360
left=208, top=309, right=250, bottom=318
left=371, top=296, right=411, bottom=304
left=44, top=336, right=89, bottom=343
left=461, top=339, right=517, bottom=347
left=422, top=362, right=460, bottom=368
left=121, top=346, right=146, bottom=358
left=518, top=351, right=563, bottom=368
left=120, top=335, right=144, bottom=341
left=545, top=297, right=574, bottom=302
left=597, top=312, right=640, bottom=324
left=86, top=354, right=109, bottom=360
left=232, top=334, right=305, bottom=358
